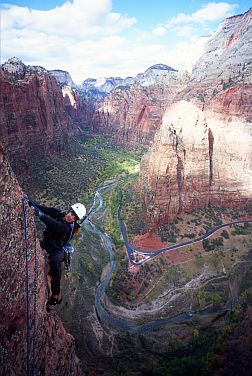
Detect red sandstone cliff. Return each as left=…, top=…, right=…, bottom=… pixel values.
left=139, top=8, right=252, bottom=227
left=0, top=67, right=70, bottom=184
left=140, top=100, right=252, bottom=225
left=93, top=73, right=188, bottom=147
left=62, top=86, right=97, bottom=134
left=0, top=144, right=81, bottom=375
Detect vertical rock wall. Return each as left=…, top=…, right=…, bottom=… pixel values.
left=93, top=82, right=186, bottom=147
left=140, top=101, right=252, bottom=226
left=139, top=8, right=252, bottom=227
left=0, top=145, right=81, bottom=375
left=0, top=70, right=70, bottom=184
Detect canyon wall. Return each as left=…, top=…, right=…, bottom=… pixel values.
left=0, top=144, right=81, bottom=375
left=0, top=63, right=70, bottom=184
left=93, top=69, right=189, bottom=147
left=139, top=8, right=252, bottom=226
left=62, top=86, right=98, bottom=134
left=140, top=100, right=252, bottom=225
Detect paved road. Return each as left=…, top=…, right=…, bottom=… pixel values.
left=84, top=183, right=252, bottom=332
left=118, top=199, right=252, bottom=265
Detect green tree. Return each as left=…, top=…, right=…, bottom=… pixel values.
left=210, top=254, right=220, bottom=267
left=196, top=290, right=207, bottom=308
left=221, top=230, right=229, bottom=239
left=211, top=292, right=221, bottom=306
left=195, top=253, right=204, bottom=267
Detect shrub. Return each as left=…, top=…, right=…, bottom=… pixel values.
left=221, top=230, right=229, bottom=239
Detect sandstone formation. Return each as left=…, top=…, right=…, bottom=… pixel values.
left=0, top=61, right=70, bottom=185
left=62, top=86, right=98, bottom=134
left=180, top=7, right=252, bottom=118
left=139, top=8, right=252, bottom=226
left=93, top=84, right=170, bottom=146
left=81, top=64, right=178, bottom=94
left=140, top=100, right=252, bottom=225
left=134, top=64, right=178, bottom=87
left=0, top=145, right=81, bottom=375
left=93, top=70, right=189, bottom=147
left=189, top=9, right=252, bottom=90
left=81, top=75, right=134, bottom=94
left=49, top=69, right=75, bottom=88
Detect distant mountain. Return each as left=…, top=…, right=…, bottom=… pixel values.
left=49, top=69, right=75, bottom=88
left=80, top=64, right=178, bottom=94
left=81, top=76, right=134, bottom=93
left=148, top=64, right=177, bottom=71
left=2, top=57, right=179, bottom=96
left=135, top=64, right=178, bottom=87
left=1, top=57, right=47, bottom=80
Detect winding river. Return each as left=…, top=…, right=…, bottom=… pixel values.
left=83, top=181, right=252, bottom=333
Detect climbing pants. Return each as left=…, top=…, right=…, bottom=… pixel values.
left=48, top=249, right=65, bottom=296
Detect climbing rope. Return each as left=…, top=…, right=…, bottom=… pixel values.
left=22, top=196, right=30, bottom=376
left=31, top=225, right=37, bottom=376
left=22, top=196, right=37, bottom=376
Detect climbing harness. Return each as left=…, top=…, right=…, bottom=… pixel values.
left=22, top=195, right=37, bottom=376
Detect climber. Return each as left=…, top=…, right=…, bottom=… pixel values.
left=27, top=197, right=86, bottom=310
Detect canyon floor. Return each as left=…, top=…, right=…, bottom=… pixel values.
left=28, top=135, right=252, bottom=376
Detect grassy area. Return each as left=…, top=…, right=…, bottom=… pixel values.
left=156, top=204, right=252, bottom=243
left=29, top=134, right=143, bottom=208
left=123, top=182, right=147, bottom=240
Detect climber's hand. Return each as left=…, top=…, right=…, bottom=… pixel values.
left=31, top=206, right=43, bottom=218
left=28, top=197, right=36, bottom=208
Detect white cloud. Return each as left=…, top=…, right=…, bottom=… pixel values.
left=166, top=36, right=210, bottom=73
left=1, top=0, right=239, bottom=83
left=1, top=0, right=136, bottom=37
left=151, top=3, right=239, bottom=44
left=1, top=0, right=138, bottom=82
left=173, top=25, right=196, bottom=37
left=168, top=2, right=239, bottom=25
left=152, top=26, right=167, bottom=37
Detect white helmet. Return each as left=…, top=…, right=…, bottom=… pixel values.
left=71, top=203, right=86, bottom=220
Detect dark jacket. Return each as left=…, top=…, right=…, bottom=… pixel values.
left=35, top=203, right=75, bottom=253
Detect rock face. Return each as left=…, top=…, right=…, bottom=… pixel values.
left=62, top=86, right=98, bottom=134
left=50, top=72, right=98, bottom=133
left=81, top=76, right=135, bottom=94
left=140, top=101, right=252, bottom=225
left=0, top=60, right=70, bottom=184
left=0, top=145, right=81, bottom=375
left=181, top=7, right=252, bottom=119
left=189, top=9, right=252, bottom=89
left=81, top=64, right=187, bottom=147
left=49, top=69, right=75, bottom=88
left=135, top=64, right=178, bottom=87
left=93, top=85, right=172, bottom=146
left=93, top=70, right=189, bottom=147
left=81, top=64, right=179, bottom=94
left=139, top=8, right=252, bottom=226
left=2, top=56, right=47, bottom=79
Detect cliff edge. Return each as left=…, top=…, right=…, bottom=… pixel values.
left=0, top=144, right=81, bottom=375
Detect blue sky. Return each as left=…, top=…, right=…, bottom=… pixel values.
left=1, top=0, right=251, bottom=83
